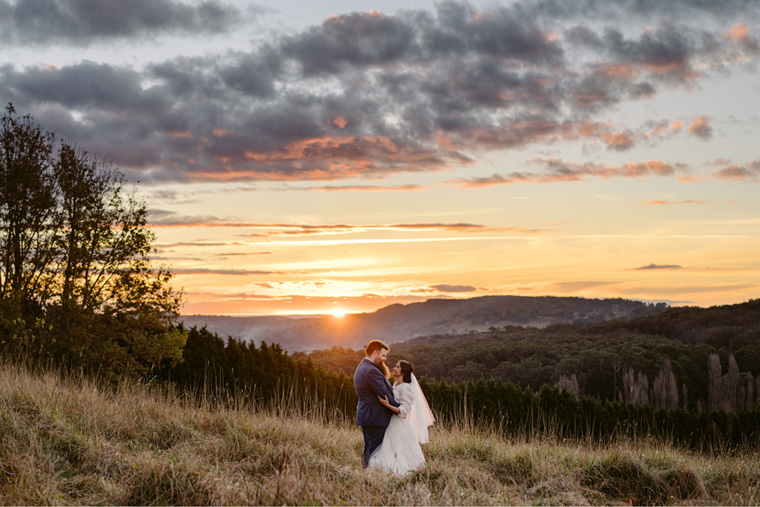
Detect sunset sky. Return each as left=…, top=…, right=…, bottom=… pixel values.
left=2, top=0, right=759, bottom=315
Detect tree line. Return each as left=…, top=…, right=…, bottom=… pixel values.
left=298, top=299, right=760, bottom=415
left=167, top=325, right=760, bottom=450
left=162, top=326, right=357, bottom=418
left=0, top=104, right=183, bottom=378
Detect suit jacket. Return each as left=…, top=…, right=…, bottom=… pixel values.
left=354, top=358, right=399, bottom=427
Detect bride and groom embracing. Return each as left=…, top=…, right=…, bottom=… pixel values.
left=353, top=340, right=435, bottom=475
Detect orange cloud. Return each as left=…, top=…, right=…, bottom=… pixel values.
left=634, top=200, right=707, bottom=205
left=617, top=160, right=677, bottom=177
left=172, top=268, right=282, bottom=275
left=601, top=131, right=634, bottom=150
left=244, top=135, right=395, bottom=161
left=150, top=215, right=549, bottom=235
left=595, top=64, right=638, bottom=80
left=565, top=119, right=693, bottom=150
left=712, top=161, right=760, bottom=181
left=577, top=121, right=606, bottom=137
left=452, top=158, right=684, bottom=187
left=304, top=184, right=425, bottom=192
left=725, top=24, right=760, bottom=50
left=687, top=115, right=712, bottom=139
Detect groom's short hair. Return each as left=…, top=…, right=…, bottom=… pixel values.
left=365, top=340, right=389, bottom=356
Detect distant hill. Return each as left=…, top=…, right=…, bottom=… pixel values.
left=298, top=299, right=760, bottom=413
left=180, top=295, right=666, bottom=352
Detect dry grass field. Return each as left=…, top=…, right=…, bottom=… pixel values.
left=1, top=359, right=759, bottom=506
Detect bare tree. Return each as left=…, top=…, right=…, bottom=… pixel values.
left=707, top=353, right=722, bottom=412
left=748, top=372, right=756, bottom=412
left=724, top=354, right=740, bottom=412
left=621, top=368, right=650, bottom=405
left=556, top=373, right=579, bottom=397
left=652, top=358, right=679, bottom=410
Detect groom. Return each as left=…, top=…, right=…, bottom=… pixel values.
left=354, top=339, right=399, bottom=467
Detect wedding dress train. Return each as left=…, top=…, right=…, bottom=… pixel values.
left=368, top=374, right=435, bottom=475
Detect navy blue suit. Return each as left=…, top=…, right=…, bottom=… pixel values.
left=354, top=357, right=399, bottom=467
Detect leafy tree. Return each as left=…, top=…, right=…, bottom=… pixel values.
left=0, top=105, right=58, bottom=331
left=0, top=104, right=184, bottom=376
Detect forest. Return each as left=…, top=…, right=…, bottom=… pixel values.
left=297, top=299, right=760, bottom=414
left=162, top=322, right=760, bottom=450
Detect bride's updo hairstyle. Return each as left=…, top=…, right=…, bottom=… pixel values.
left=398, top=360, right=414, bottom=383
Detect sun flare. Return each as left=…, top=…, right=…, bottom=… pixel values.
left=331, top=309, right=347, bottom=318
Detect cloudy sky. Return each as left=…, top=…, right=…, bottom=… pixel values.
left=3, top=0, right=759, bottom=315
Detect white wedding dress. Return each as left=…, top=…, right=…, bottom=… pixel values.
left=368, top=375, right=435, bottom=475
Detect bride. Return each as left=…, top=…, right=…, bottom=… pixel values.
left=369, top=360, right=435, bottom=475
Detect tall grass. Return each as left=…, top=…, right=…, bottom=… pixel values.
left=1, top=357, right=759, bottom=505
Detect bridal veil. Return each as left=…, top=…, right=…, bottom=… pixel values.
left=408, top=374, right=435, bottom=444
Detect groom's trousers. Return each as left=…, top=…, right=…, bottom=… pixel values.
left=361, top=425, right=387, bottom=468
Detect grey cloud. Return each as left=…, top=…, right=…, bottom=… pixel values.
left=282, top=6, right=563, bottom=77
left=688, top=116, right=713, bottom=140
left=713, top=160, right=760, bottom=181
left=517, top=0, right=760, bottom=22
left=1, top=0, right=757, bottom=183
left=430, top=284, right=478, bottom=293
left=605, top=26, right=689, bottom=62
left=453, top=158, right=685, bottom=186
left=635, top=264, right=684, bottom=270
left=217, top=49, right=283, bottom=99
left=283, top=11, right=418, bottom=76
left=565, top=25, right=603, bottom=48
left=1, top=62, right=153, bottom=111
left=0, top=0, right=242, bottom=47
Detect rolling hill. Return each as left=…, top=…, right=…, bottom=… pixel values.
left=181, top=295, right=666, bottom=352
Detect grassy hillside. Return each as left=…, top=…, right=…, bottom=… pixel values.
left=2, top=360, right=759, bottom=505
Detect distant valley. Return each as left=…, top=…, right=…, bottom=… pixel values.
left=180, top=295, right=667, bottom=352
